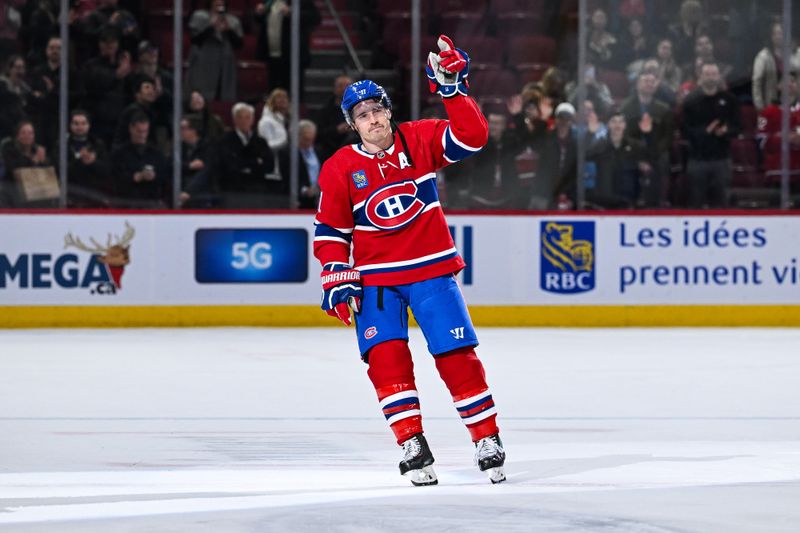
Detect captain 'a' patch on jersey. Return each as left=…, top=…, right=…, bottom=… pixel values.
left=355, top=174, right=439, bottom=231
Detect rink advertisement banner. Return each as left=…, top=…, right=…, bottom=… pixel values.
left=2, top=213, right=800, bottom=323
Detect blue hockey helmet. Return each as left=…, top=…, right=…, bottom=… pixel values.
left=340, top=79, right=392, bottom=126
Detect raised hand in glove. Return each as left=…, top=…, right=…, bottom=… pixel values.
left=426, top=34, right=470, bottom=98
left=320, top=262, right=362, bottom=326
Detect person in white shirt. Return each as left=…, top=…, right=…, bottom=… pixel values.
left=257, top=88, right=289, bottom=150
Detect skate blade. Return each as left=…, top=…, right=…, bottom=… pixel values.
left=487, top=466, right=506, bottom=484
left=404, top=465, right=438, bottom=486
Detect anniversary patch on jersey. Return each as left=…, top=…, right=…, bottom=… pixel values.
left=352, top=170, right=369, bottom=189
left=540, top=221, right=595, bottom=294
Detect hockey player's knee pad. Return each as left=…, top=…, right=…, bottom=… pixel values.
left=366, top=339, right=416, bottom=398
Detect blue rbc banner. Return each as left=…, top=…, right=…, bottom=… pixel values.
left=195, top=229, right=308, bottom=283
left=540, top=221, right=596, bottom=294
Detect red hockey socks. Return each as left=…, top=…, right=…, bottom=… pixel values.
left=366, top=340, right=423, bottom=445
left=434, top=346, right=499, bottom=442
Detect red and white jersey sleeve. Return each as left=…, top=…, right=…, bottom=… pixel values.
left=313, top=94, right=488, bottom=286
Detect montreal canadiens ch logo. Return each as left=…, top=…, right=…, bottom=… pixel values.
left=364, top=181, right=426, bottom=230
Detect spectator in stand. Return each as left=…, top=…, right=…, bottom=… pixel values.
left=654, top=38, right=682, bottom=95
left=757, top=71, right=800, bottom=184
left=184, top=90, right=226, bottom=144
left=28, top=36, right=61, bottom=151
left=134, top=40, right=174, bottom=134
left=258, top=88, right=290, bottom=151
left=587, top=8, right=617, bottom=70
left=565, top=63, right=614, bottom=119
left=18, top=0, right=59, bottom=65
left=81, top=28, right=131, bottom=146
left=538, top=67, right=565, bottom=123
left=114, top=75, right=161, bottom=149
left=0, top=120, right=51, bottom=207
left=254, top=0, right=320, bottom=95
left=620, top=69, right=673, bottom=206
left=681, top=62, right=740, bottom=208
left=586, top=109, right=653, bottom=209
left=179, top=116, right=217, bottom=208
left=0, top=0, right=24, bottom=64
left=667, top=0, right=708, bottom=67
left=278, top=118, right=322, bottom=209
left=467, top=112, right=523, bottom=210
left=752, top=22, right=800, bottom=111
left=684, top=34, right=732, bottom=88
left=65, top=109, right=112, bottom=208
left=678, top=57, right=703, bottom=103
left=313, top=74, right=357, bottom=162
left=616, top=18, right=650, bottom=72
left=216, top=102, right=278, bottom=208
left=78, top=0, right=140, bottom=58
left=508, top=87, right=548, bottom=151
left=111, top=112, right=171, bottom=208
left=0, top=54, right=30, bottom=141
left=537, top=102, right=578, bottom=210
left=581, top=99, right=608, bottom=143
left=186, top=0, right=243, bottom=102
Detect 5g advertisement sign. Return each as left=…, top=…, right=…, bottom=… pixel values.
left=194, top=228, right=308, bottom=283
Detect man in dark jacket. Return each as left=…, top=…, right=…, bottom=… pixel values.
left=65, top=109, right=112, bottom=207
left=216, top=102, right=278, bottom=208
left=313, top=75, right=357, bottom=163
left=468, top=113, right=524, bottom=209
left=681, top=61, right=740, bottom=208
left=620, top=69, right=673, bottom=206
left=586, top=110, right=654, bottom=209
left=80, top=29, right=132, bottom=146
left=113, top=74, right=158, bottom=149
left=111, top=112, right=171, bottom=208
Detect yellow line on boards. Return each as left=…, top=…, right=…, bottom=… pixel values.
left=1, top=305, right=799, bottom=328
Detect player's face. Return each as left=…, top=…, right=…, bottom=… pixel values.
left=352, top=100, right=392, bottom=148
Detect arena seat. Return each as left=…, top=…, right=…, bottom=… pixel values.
left=739, top=104, right=758, bottom=139
left=455, top=36, right=504, bottom=66
left=432, top=0, right=489, bottom=14
left=436, top=13, right=488, bottom=37
left=237, top=61, right=269, bottom=103
left=468, top=67, right=520, bottom=98
left=495, top=12, right=544, bottom=35
left=507, top=35, right=556, bottom=66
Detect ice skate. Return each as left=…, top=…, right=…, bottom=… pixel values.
left=475, top=434, right=506, bottom=484
left=399, top=433, right=438, bottom=486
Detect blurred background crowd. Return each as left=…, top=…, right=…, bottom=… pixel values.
left=0, top=0, right=798, bottom=210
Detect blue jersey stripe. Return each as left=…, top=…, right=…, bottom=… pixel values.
left=360, top=250, right=459, bottom=275
left=444, top=126, right=482, bottom=162
left=383, top=396, right=420, bottom=410
left=314, top=223, right=353, bottom=243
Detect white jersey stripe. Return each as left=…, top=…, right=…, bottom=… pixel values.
left=414, top=172, right=437, bottom=184
left=461, top=406, right=497, bottom=426
left=453, top=389, right=492, bottom=408
left=386, top=409, right=422, bottom=426
left=446, top=126, right=482, bottom=152
left=356, top=247, right=457, bottom=272
left=380, top=389, right=419, bottom=409
left=314, top=236, right=349, bottom=244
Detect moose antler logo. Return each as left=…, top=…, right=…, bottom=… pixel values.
left=64, top=221, right=136, bottom=290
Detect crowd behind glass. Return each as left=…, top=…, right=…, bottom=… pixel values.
left=0, top=0, right=797, bottom=210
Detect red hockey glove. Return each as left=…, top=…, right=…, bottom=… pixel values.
left=426, top=34, right=470, bottom=98
left=320, top=263, right=362, bottom=326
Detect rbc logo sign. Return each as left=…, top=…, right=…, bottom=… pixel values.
left=540, top=221, right=595, bottom=294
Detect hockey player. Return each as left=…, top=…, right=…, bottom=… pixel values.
left=313, top=35, right=505, bottom=486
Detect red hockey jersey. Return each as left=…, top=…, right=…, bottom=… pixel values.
left=757, top=101, right=800, bottom=179
left=313, top=95, right=488, bottom=286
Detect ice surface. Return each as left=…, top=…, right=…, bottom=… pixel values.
left=1, top=327, right=799, bottom=532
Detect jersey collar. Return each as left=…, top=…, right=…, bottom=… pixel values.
left=351, top=137, right=397, bottom=159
